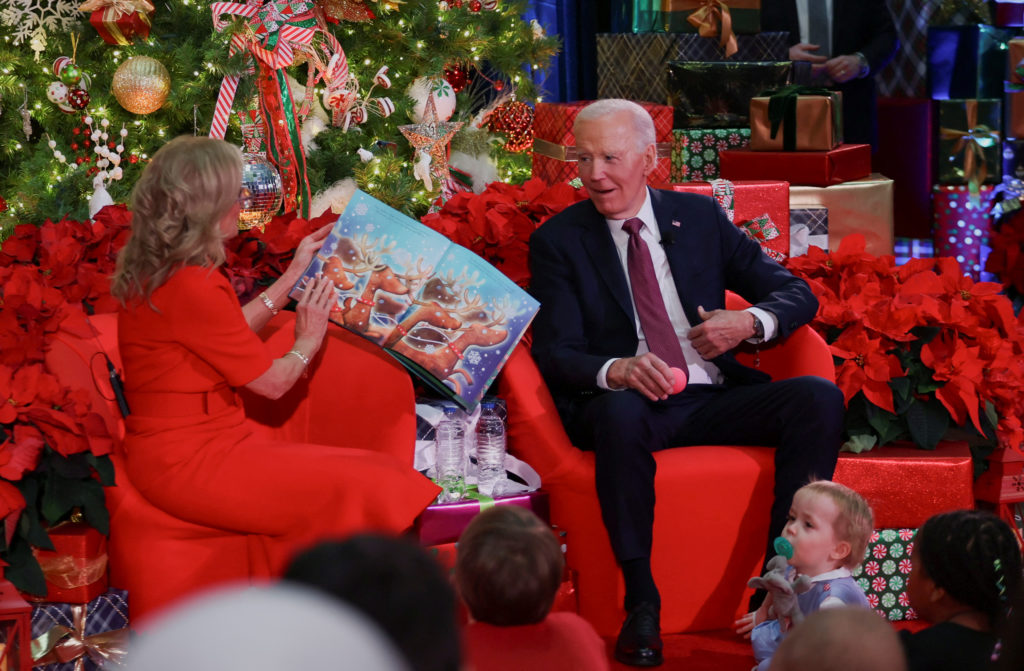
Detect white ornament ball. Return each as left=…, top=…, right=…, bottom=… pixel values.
left=100, top=118, right=109, bottom=128
left=119, top=127, right=128, bottom=137
left=47, top=81, right=69, bottom=105
left=116, top=144, right=124, bottom=152
left=110, top=167, right=123, bottom=180
left=48, top=140, right=56, bottom=149
left=84, top=116, right=93, bottom=125
left=110, top=154, right=121, bottom=166
left=406, top=76, right=456, bottom=123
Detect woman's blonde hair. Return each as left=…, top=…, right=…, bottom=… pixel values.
left=111, top=136, right=242, bottom=303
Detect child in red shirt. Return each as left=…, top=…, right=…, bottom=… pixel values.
left=456, top=506, right=610, bottom=671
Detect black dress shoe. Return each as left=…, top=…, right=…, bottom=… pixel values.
left=614, top=601, right=663, bottom=667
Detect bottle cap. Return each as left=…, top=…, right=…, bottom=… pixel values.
left=773, top=536, right=794, bottom=559
left=443, top=405, right=457, bottom=416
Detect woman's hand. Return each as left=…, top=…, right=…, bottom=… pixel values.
left=293, top=274, right=337, bottom=347
left=286, top=222, right=333, bottom=279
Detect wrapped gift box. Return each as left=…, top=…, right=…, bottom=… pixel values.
left=789, top=173, right=895, bottom=256
left=749, top=89, right=843, bottom=151
left=1009, top=39, right=1024, bottom=84
left=936, top=99, right=1002, bottom=187
left=26, top=522, right=108, bottom=604
left=894, top=237, right=935, bottom=265
left=667, top=61, right=792, bottom=128
left=833, top=441, right=974, bottom=528
left=665, top=179, right=789, bottom=260
left=853, top=529, right=919, bottom=622
left=596, top=32, right=790, bottom=102
left=1005, top=139, right=1024, bottom=178
left=1005, top=84, right=1024, bottom=139
left=719, top=144, right=871, bottom=186
left=671, top=128, right=751, bottom=181
left=933, top=184, right=996, bottom=280
left=31, top=588, right=128, bottom=671
left=995, top=0, right=1024, bottom=26
left=88, top=5, right=153, bottom=46
left=416, top=489, right=550, bottom=546
left=927, top=25, right=1013, bottom=100
left=876, top=98, right=934, bottom=238
left=877, top=0, right=935, bottom=98
left=976, top=448, right=1024, bottom=503
left=662, top=0, right=761, bottom=34
left=789, top=207, right=829, bottom=257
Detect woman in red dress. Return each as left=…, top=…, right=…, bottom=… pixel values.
left=110, top=136, right=439, bottom=572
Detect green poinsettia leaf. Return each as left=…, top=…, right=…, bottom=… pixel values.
left=79, top=486, right=110, bottom=536
left=41, top=472, right=103, bottom=525
left=905, top=398, right=949, bottom=451
left=47, top=451, right=94, bottom=480
left=842, top=434, right=877, bottom=453
left=13, top=478, right=53, bottom=550
left=866, top=402, right=904, bottom=446
left=4, top=535, right=47, bottom=596
left=890, top=377, right=913, bottom=413
left=87, top=453, right=116, bottom=487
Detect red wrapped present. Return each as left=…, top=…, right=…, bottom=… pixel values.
left=416, top=489, right=550, bottom=546
left=532, top=101, right=673, bottom=186
left=833, top=441, right=974, bottom=529
left=1010, top=38, right=1024, bottom=84
left=26, top=522, right=108, bottom=604
left=665, top=179, right=789, bottom=261
left=82, top=0, right=154, bottom=46
left=789, top=174, right=894, bottom=256
left=996, top=0, right=1024, bottom=27
left=976, top=448, right=1024, bottom=503
left=932, top=183, right=996, bottom=280
left=719, top=144, right=871, bottom=186
left=1005, top=84, right=1024, bottom=139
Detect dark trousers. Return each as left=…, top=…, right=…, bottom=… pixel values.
left=567, top=376, right=844, bottom=564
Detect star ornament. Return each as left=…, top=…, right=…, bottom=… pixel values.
left=398, top=92, right=463, bottom=189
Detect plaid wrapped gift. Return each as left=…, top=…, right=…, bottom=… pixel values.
left=670, top=128, right=750, bottom=181
left=789, top=207, right=828, bottom=257
left=31, top=588, right=129, bottom=671
left=928, top=25, right=1014, bottom=100
left=894, top=237, right=935, bottom=265
left=1003, top=139, right=1024, bottom=178
left=596, top=32, right=789, bottom=103
left=667, top=60, right=791, bottom=128
left=933, top=184, right=997, bottom=280
left=853, top=529, right=919, bottom=621
left=877, top=0, right=935, bottom=98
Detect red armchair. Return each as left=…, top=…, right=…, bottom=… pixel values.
left=497, top=294, right=836, bottom=636
left=46, top=311, right=420, bottom=628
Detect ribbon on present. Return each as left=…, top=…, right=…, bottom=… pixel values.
left=208, top=1, right=346, bottom=217
left=939, top=99, right=1000, bottom=200
left=686, top=0, right=738, bottom=57
left=78, top=0, right=153, bottom=15
left=32, top=603, right=128, bottom=671
left=79, top=0, right=154, bottom=44
left=709, top=178, right=736, bottom=221
left=761, top=84, right=836, bottom=152
left=738, top=213, right=786, bottom=261
left=35, top=553, right=108, bottom=590
left=991, top=177, right=1024, bottom=219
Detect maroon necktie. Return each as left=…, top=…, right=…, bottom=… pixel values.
left=622, top=218, right=689, bottom=374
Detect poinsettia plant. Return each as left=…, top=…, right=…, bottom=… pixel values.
left=785, top=235, right=1024, bottom=455
left=0, top=205, right=324, bottom=593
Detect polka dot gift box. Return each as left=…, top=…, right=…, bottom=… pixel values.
left=853, top=528, right=918, bottom=621
left=932, top=184, right=997, bottom=281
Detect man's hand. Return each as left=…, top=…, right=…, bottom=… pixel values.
left=688, top=306, right=755, bottom=360
left=788, top=42, right=828, bottom=63
left=823, top=54, right=863, bottom=84
left=607, top=353, right=679, bottom=402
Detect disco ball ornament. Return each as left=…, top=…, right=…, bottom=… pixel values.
left=111, top=56, right=171, bottom=115
left=489, top=100, right=534, bottom=152
left=238, top=153, right=284, bottom=231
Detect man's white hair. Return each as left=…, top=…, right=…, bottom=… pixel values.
left=574, top=99, right=656, bottom=152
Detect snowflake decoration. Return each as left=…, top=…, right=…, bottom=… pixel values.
left=355, top=202, right=369, bottom=216
left=1, top=0, right=80, bottom=50
left=466, top=350, right=481, bottom=365
left=423, top=344, right=436, bottom=354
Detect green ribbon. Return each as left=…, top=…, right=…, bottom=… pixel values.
left=462, top=485, right=496, bottom=510
left=761, top=85, right=835, bottom=152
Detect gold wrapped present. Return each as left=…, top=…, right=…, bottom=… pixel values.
left=749, top=87, right=843, bottom=151
left=789, top=174, right=894, bottom=256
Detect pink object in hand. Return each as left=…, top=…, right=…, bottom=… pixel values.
left=669, top=367, right=687, bottom=394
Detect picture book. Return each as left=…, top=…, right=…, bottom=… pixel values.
left=289, top=189, right=540, bottom=410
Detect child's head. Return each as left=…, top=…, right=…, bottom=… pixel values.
left=769, top=606, right=907, bottom=671
left=907, top=509, right=1022, bottom=629
left=455, top=505, right=563, bottom=626
left=783, top=480, right=874, bottom=575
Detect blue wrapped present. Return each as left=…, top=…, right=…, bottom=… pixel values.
left=31, top=589, right=128, bottom=671
left=927, top=25, right=1014, bottom=99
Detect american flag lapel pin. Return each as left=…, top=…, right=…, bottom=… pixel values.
left=672, top=219, right=681, bottom=227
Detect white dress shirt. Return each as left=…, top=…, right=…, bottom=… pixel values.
left=596, top=189, right=778, bottom=390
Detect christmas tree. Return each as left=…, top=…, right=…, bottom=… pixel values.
left=0, top=0, right=558, bottom=233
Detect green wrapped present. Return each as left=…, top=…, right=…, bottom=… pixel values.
left=936, top=98, right=1002, bottom=195
left=663, top=0, right=761, bottom=39
left=853, top=528, right=918, bottom=621
left=671, top=128, right=750, bottom=181
left=667, top=60, right=791, bottom=128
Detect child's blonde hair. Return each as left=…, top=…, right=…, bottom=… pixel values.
left=799, top=480, right=874, bottom=570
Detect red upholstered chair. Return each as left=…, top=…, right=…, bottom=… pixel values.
left=497, top=293, right=835, bottom=636
left=46, top=311, right=419, bottom=629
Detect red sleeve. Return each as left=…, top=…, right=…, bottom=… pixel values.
left=166, top=268, right=275, bottom=386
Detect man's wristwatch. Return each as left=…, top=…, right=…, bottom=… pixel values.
left=751, top=314, right=765, bottom=343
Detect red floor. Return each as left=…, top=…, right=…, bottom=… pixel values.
left=605, top=629, right=757, bottom=671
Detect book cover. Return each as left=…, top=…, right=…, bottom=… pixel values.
left=289, top=190, right=539, bottom=410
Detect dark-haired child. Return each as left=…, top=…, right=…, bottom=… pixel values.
left=900, top=509, right=1022, bottom=671
left=456, top=505, right=609, bottom=671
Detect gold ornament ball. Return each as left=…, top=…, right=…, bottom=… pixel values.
left=111, top=56, right=171, bottom=115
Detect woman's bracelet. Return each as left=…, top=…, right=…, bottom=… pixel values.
left=259, top=291, right=279, bottom=315
left=284, top=349, right=310, bottom=366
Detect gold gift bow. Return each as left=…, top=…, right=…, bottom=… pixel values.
left=32, top=603, right=129, bottom=670
left=938, top=99, right=1000, bottom=197
left=686, top=0, right=737, bottom=58
left=35, top=553, right=108, bottom=590
left=78, top=0, right=155, bottom=17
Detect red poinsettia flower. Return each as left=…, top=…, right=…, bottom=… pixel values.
left=0, top=480, right=26, bottom=545
left=920, top=331, right=986, bottom=432
left=829, top=324, right=904, bottom=412
left=0, top=424, right=45, bottom=481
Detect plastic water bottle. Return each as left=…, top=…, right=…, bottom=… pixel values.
left=475, top=401, right=506, bottom=497
left=435, top=405, right=466, bottom=503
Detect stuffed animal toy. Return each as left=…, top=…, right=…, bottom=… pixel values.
left=747, top=540, right=812, bottom=632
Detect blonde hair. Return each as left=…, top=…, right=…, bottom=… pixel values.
left=799, top=480, right=874, bottom=570
left=111, top=136, right=242, bottom=303
left=574, top=99, right=656, bottom=152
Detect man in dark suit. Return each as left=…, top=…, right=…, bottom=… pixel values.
left=761, top=0, right=897, bottom=149
left=528, top=99, right=844, bottom=667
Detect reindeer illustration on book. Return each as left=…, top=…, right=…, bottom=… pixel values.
left=290, top=188, right=539, bottom=409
